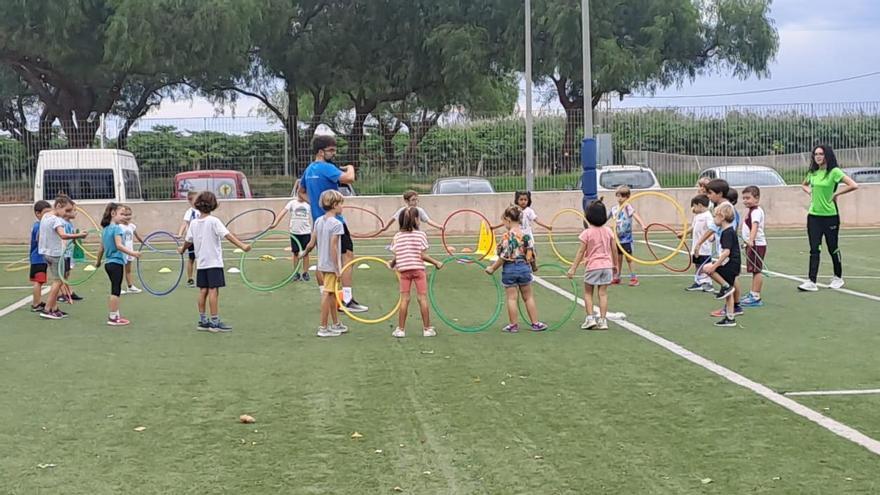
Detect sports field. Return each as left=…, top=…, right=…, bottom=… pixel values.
left=1, top=226, right=879, bottom=494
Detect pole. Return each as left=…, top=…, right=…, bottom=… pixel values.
left=524, top=0, right=535, bottom=191
left=580, top=0, right=597, bottom=211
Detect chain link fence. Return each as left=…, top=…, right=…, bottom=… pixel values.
left=2, top=102, right=880, bottom=203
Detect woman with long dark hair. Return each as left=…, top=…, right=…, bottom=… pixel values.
left=798, top=145, right=859, bottom=292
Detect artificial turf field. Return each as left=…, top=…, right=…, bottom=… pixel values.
left=1, top=227, right=879, bottom=494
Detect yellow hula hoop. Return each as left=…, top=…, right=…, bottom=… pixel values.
left=335, top=256, right=402, bottom=324
left=4, top=257, right=31, bottom=272
left=548, top=208, right=587, bottom=265
left=75, top=206, right=103, bottom=260
left=612, top=191, right=688, bottom=266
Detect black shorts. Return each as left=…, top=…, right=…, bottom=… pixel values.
left=105, top=262, right=124, bottom=297
left=197, top=267, right=226, bottom=289
left=30, top=263, right=48, bottom=284
left=341, top=223, right=354, bottom=254
left=291, top=234, right=311, bottom=254
left=715, top=262, right=740, bottom=286
left=692, top=255, right=711, bottom=269
left=617, top=241, right=633, bottom=255
left=64, top=258, right=72, bottom=274
left=187, top=245, right=196, bottom=261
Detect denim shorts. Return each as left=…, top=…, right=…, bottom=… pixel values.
left=501, top=261, right=533, bottom=288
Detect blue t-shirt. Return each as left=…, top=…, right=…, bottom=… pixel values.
left=102, top=224, right=126, bottom=265
left=63, top=221, right=75, bottom=259
left=29, top=221, right=44, bottom=265
left=302, top=160, right=344, bottom=223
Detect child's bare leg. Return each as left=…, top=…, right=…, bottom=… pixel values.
left=108, top=294, right=120, bottom=314
left=124, top=263, right=133, bottom=286
left=32, top=282, right=43, bottom=306
left=626, top=257, right=636, bottom=277
left=583, top=283, right=595, bottom=316
left=597, top=285, right=609, bottom=319
left=302, top=253, right=310, bottom=274
left=417, top=294, right=431, bottom=328
left=752, top=273, right=763, bottom=295
left=733, top=279, right=741, bottom=303
left=320, top=292, right=331, bottom=327
left=398, top=292, right=411, bottom=330
left=207, top=288, right=219, bottom=317
left=726, top=293, right=735, bottom=317
left=505, top=286, right=518, bottom=324
left=198, top=288, right=208, bottom=315
left=710, top=272, right=728, bottom=286
left=46, top=280, right=62, bottom=311
left=186, top=259, right=194, bottom=281
left=520, top=284, right=539, bottom=323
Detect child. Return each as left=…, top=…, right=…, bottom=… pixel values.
left=95, top=203, right=142, bottom=326
left=28, top=200, right=53, bottom=312
left=740, top=186, right=766, bottom=307
left=567, top=200, right=618, bottom=330
left=389, top=207, right=444, bottom=338
left=513, top=191, right=552, bottom=269
left=119, top=205, right=144, bottom=294
left=177, top=191, right=251, bottom=332
left=178, top=190, right=200, bottom=288
left=609, top=186, right=646, bottom=286
left=694, top=179, right=744, bottom=317
left=379, top=190, right=444, bottom=234
left=37, top=195, right=89, bottom=319
left=702, top=203, right=741, bottom=327
left=697, top=177, right=711, bottom=197
left=302, top=190, right=350, bottom=337
left=685, top=194, right=714, bottom=292
left=270, top=179, right=312, bottom=282
left=485, top=206, right=548, bottom=333
left=58, top=205, right=84, bottom=303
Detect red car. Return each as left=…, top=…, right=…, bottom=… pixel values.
left=173, top=170, right=253, bottom=200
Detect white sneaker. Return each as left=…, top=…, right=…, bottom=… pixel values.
left=597, top=318, right=609, bottom=330
left=317, top=327, right=342, bottom=337
left=330, top=322, right=348, bottom=334
left=798, top=281, right=819, bottom=292
left=423, top=327, right=436, bottom=337
left=120, top=289, right=128, bottom=295
left=127, top=285, right=142, bottom=294
left=581, top=316, right=597, bottom=329
left=829, top=277, right=845, bottom=289
left=392, top=328, right=406, bottom=338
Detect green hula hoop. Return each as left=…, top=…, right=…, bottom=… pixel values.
left=58, top=229, right=101, bottom=287
left=428, top=255, right=504, bottom=333
left=517, top=263, right=578, bottom=331
left=239, top=230, right=302, bottom=292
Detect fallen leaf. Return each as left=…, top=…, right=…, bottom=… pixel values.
left=374, top=449, right=383, bottom=454
left=252, top=441, right=257, bottom=445
left=239, top=414, right=256, bottom=424
left=392, top=486, right=403, bottom=492
left=133, top=426, right=146, bottom=432
left=36, top=463, right=57, bottom=469
left=701, top=478, right=713, bottom=485
left=473, top=377, right=481, bottom=383
left=845, top=477, right=853, bottom=481
left=422, top=471, right=431, bottom=475
left=500, top=381, right=506, bottom=386
left=351, top=431, right=364, bottom=439
left=534, top=455, right=543, bottom=460
left=420, top=350, right=434, bottom=355
left=772, top=477, right=781, bottom=481
left=399, top=444, right=405, bottom=448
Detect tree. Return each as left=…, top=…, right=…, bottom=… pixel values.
left=527, top=0, right=779, bottom=165
left=0, top=0, right=259, bottom=148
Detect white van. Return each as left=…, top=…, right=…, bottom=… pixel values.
left=34, top=149, right=143, bottom=203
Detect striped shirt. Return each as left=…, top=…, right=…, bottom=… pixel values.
left=391, top=231, right=429, bottom=272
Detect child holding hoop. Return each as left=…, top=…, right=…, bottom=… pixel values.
left=271, top=179, right=312, bottom=282
left=379, top=190, right=444, bottom=234
left=485, top=206, right=548, bottom=333
left=609, top=186, right=646, bottom=286
left=119, top=205, right=145, bottom=294
left=567, top=199, right=618, bottom=330
left=388, top=207, right=444, bottom=338
left=38, top=195, right=89, bottom=320
left=95, top=203, right=142, bottom=326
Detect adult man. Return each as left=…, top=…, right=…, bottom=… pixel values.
left=301, top=135, right=368, bottom=313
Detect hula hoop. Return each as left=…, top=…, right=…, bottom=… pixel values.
left=239, top=230, right=301, bottom=292
left=73, top=206, right=103, bottom=260
left=612, top=192, right=688, bottom=266
left=136, top=230, right=184, bottom=296
left=548, top=208, right=586, bottom=265
left=441, top=209, right=494, bottom=261
left=428, top=255, right=504, bottom=333
left=58, top=230, right=100, bottom=287
left=643, top=223, right=692, bottom=273
left=741, top=240, right=771, bottom=277
left=225, top=208, right=277, bottom=242
left=694, top=256, right=715, bottom=285
left=4, top=257, right=30, bottom=272
left=517, top=263, right=578, bottom=331
left=335, top=256, right=401, bottom=324
left=343, top=205, right=385, bottom=239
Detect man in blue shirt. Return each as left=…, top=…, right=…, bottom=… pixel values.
left=301, top=135, right=367, bottom=313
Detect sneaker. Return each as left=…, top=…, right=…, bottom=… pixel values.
left=120, top=289, right=128, bottom=296
left=581, top=315, right=597, bottom=330
left=57, top=295, right=70, bottom=303
left=293, top=273, right=301, bottom=282
left=212, top=321, right=233, bottom=333
left=798, top=281, right=819, bottom=292
left=829, top=277, right=845, bottom=289
left=423, top=327, right=437, bottom=337
left=317, top=327, right=342, bottom=337
left=31, top=302, right=46, bottom=312
left=701, top=283, right=714, bottom=292
left=611, top=278, right=621, bottom=285
left=710, top=305, right=744, bottom=317
left=56, top=310, right=69, bottom=318
left=740, top=298, right=764, bottom=308
left=392, top=328, right=406, bottom=338
left=596, top=318, right=609, bottom=330
left=127, top=285, right=142, bottom=294
left=301, top=272, right=310, bottom=281
left=107, top=316, right=130, bottom=326
left=197, top=320, right=212, bottom=331
left=330, top=322, right=348, bottom=334
left=715, top=316, right=737, bottom=327
left=186, top=279, right=196, bottom=288
left=628, top=277, right=640, bottom=287
left=346, top=299, right=369, bottom=313
left=740, top=294, right=756, bottom=305
left=70, top=292, right=83, bottom=301
left=714, top=285, right=735, bottom=300
left=685, top=283, right=704, bottom=292
left=502, top=323, right=519, bottom=333
left=39, top=310, right=63, bottom=320
left=530, top=321, right=548, bottom=332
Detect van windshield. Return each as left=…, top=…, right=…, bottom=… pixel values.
left=43, top=169, right=115, bottom=201
left=123, top=169, right=142, bottom=200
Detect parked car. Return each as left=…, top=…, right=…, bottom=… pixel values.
left=431, top=177, right=496, bottom=194
left=34, top=149, right=143, bottom=203
left=174, top=170, right=252, bottom=200
left=843, top=167, right=880, bottom=184
left=699, top=165, right=786, bottom=187
left=574, top=165, right=661, bottom=192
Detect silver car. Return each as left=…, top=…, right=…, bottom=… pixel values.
left=431, top=177, right=496, bottom=194
left=843, top=167, right=880, bottom=184
left=699, top=165, right=786, bottom=187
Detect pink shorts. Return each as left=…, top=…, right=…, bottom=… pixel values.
left=399, top=269, right=427, bottom=295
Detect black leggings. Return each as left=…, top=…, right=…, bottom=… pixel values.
left=807, top=214, right=842, bottom=282
left=105, top=263, right=124, bottom=297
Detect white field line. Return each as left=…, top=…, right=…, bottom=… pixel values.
left=784, top=389, right=880, bottom=397
left=0, top=287, right=48, bottom=318
left=639, top=239, right=880, bottom=303
left=531, top=275, right=880, bottom=457
left=0, top=286, right=34, bottom=290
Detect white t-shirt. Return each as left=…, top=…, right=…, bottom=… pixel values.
left=285, top=199, right=312, bottom=235
left=691, top=211, right=714, bottom=257
left=741, top=207, right=767, bottom=246
left=185, top=216, right=230, bottom=269
left=38, top=213, right=67, bottom=258
left=182, top=207, right=201, bottom=223
left=119, top=223, right=137, bottom=262
left=520, top=207, right=538, bottom=236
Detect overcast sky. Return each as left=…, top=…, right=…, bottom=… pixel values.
left=146, top=0, right=880, bottom=120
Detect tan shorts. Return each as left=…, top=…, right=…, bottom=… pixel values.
left=321, top=272, right=338, bottom=294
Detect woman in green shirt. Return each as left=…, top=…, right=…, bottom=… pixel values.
left=798, top=145, right=859, bottom=292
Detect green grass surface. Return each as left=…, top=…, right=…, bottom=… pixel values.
left=1, top=228, right=879, bottom=494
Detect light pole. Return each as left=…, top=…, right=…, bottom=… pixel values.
left=524, top=0, right=535, bottom=191
left=580, top=0, right=597, bottom=208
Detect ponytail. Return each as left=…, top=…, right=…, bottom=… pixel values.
left=100, top=202, right=119, bottom=228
